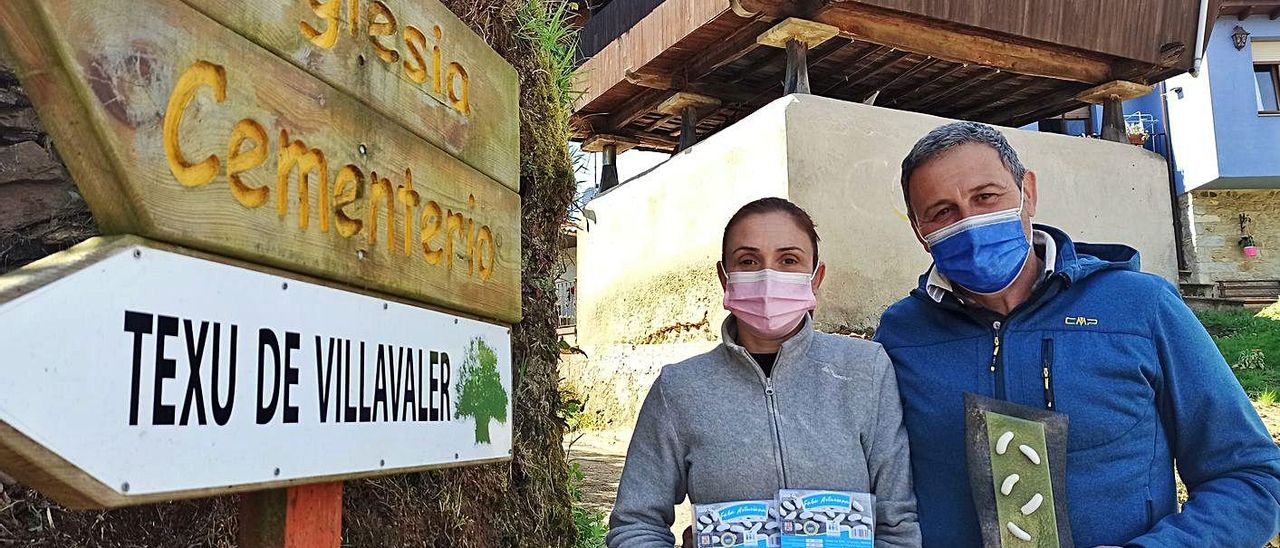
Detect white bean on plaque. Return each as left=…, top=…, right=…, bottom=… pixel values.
left=1019, top=444, right=1042, bottom=465
left=1007, top=521, right=1033, bottom=541
left=1001, top=473, right=1021, bottom=496
left=799, top=510, right=814, bottom=520
left=996, top=431, right=1015, bottom=455
left=859, top=515, right=873, bottom=527
left=851, top=500, right=865, bottom=513
left=1021, top=493, right=1044, bottom=516
left=847, top=513, right=862, bottom=523
left=716, top=522, right=732, bottom=532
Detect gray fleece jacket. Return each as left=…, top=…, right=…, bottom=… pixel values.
left=606, top=317, right=921, bottom=547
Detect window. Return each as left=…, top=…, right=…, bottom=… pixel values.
left=1256, top=64, right=1280, bottom=113
left=1253, top=40, right=1280, bottom=114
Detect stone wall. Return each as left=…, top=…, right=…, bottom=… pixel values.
left=0, top=60, right=97, bottom=275
left=1184, top=189, right=1280, bottom=283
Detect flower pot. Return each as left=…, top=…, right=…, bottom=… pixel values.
left=1244, top=245, right=1260, bottom=257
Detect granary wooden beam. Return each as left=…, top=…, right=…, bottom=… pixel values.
left=809, top=3, right=1114, bottom=84
left=819, top=50, right=911, bottom=95
left=625, top=69, right=686, bottom=91
left=887, top=62, right=968, bottom=107
left=684, top=15, right=775, bottom=82
left=987, top=86, right=1091, bottom=128
left=903, top=68, right=1002, bottom=111
left=606, top=88, right=674, bottom=131
left=731, top=1, right=1115, bottom=85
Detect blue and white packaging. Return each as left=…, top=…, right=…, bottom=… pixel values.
left=692, top=500, right=781, bottom=548
left=776, top=490, right=875, bottom=548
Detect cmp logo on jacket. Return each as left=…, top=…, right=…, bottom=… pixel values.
left=1064, top=316, right=1098, bottom=326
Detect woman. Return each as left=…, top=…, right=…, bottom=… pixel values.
left=606, top=197, right=920, bottom=547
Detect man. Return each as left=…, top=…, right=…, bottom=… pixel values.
left=874, top=121, right=1280, bottom=547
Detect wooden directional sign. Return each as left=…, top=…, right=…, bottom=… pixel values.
left=0, top=0, right=521, bottom=323
left=0, top=236, right=513, bottom=509
left=181, top=0, right=520, bottom=189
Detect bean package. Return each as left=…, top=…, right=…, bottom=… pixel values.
left=692, top=490, right=875, bottom=548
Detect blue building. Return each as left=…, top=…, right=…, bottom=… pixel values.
left=1034, top=9, right=1280, bottom=293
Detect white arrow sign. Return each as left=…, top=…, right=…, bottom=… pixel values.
left=0, top=237, right=512, bottom=508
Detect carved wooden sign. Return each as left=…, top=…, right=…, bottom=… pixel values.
left=180, top=0, right=520, bottom=189
left=0, top=0, right=521, bottom=323
left=0, top=236, right=513, bottom=509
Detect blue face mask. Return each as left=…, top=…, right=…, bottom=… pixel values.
left=920, top=194, right=1031, bottom=295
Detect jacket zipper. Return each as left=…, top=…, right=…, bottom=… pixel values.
left=763, top=376, right=788, bottom=488
left=1041, top=338, right=1056, bottom=410
left=991, top=321, right=1007, bottom=400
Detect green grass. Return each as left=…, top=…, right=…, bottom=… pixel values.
left=1197, top=310, right=1280, bottom=396
left=569, top=461, right=608, bottom=548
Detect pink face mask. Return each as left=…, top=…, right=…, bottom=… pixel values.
left=721, top=266, right=818, bottom=339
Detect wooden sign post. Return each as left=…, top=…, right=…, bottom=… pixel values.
left=0, top=0, right=520, bottom=545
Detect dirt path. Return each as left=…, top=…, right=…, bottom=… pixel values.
left=567, top=429, right=691, bottom=546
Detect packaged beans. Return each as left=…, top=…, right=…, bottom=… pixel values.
left=691, top=500, right=782, bottom=548
left=776, top=489, right=875, bottom=548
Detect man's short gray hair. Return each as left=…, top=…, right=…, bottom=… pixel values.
left=900, top=121, right=1027, bottom=214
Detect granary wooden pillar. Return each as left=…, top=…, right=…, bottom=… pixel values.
left=1074, top=80, right=1153, bottom=144
left=1100, top=98, right=1126, bottom=143
left=757, top=18, right=840, bottom=95
left=654, top=92, right=721, bottom=151
left=680, top=106, right=699, bottom=150
left=582, top=134, right=640, bottom=191
left=784, top=39, right=811, bottom=94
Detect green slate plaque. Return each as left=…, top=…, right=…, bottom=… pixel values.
left=965, top=393, right=1072, bottom=547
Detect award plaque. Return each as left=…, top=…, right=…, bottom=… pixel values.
left=964, top=393, right=1072, bottom=547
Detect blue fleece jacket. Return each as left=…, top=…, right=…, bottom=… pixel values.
left=874, top=225, right=1280, bottom=547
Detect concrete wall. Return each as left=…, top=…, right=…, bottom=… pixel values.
left=786, top=95, right=1177, bottom=329
left=1184, top=189, right=1280, bottom=283
left=576, top=99, right=791, bottom=348
left=572, top=94, right=1178, bottom=427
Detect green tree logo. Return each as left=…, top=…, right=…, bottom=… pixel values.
left=454, top=337, right=509, bottom=444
